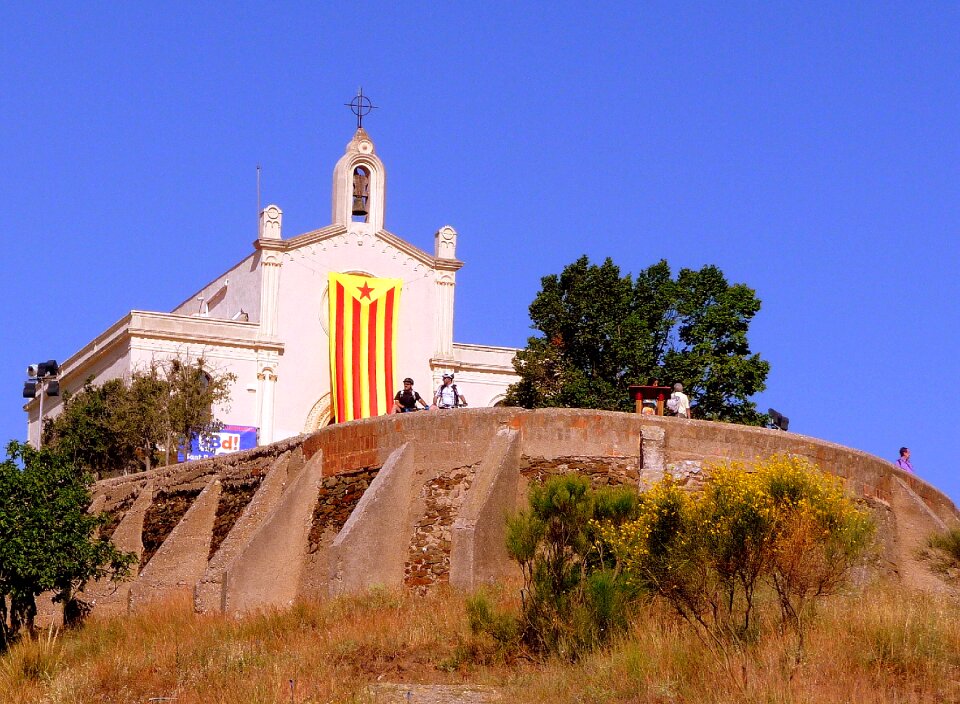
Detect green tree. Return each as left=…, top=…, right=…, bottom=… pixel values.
left=125, top=363, right=169, bottom=471
left=159, top=357, right=235, bottom=465
left=0, top=442, right=135, bottom=650
left=504, top=256, right=771, bottom=424
left=42, top=379, right=139, bottom=477
left=44, top=356, right=236, bottom=476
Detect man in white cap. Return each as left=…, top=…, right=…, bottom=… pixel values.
left=434, top=373, right=468, bottom=409
left=669, top=383, right=690, bottom=419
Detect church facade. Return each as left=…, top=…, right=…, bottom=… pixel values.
left=25, top=128, right=518, bottom=447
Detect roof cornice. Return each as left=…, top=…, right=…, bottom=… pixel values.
left=24, top=312, right=283, bottom=412
left=263, top=225, right=464, bottom=272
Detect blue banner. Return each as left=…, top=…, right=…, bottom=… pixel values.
left=179, top=425, right=258, bottom=462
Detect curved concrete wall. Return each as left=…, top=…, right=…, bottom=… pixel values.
left=83, top=408, right=959, bottom=616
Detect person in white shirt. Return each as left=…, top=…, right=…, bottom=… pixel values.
left=434, top=373, right=468, bottom=409
left=670, top=383, right=690, bottom=419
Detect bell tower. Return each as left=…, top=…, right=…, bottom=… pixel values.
left=331, top=128, right=386, bottom=231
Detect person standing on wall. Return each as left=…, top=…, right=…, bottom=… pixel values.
left=894, top=447, right=914, bottom=473
left=434, top=373, right=467, bottom=409
left=668, top=383, right=691, bottom=419
left=394, top=377, right=429, bottom=413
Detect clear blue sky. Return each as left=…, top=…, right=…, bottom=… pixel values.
left=2, top=4, right=958, bottom=503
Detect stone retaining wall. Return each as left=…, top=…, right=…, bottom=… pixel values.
left=519, top=456, right=641, bottom=488
left=308, top=466, right=380, bottom=555
left=75, top=408, right=958, bottom=617
left=405, top=463, right=478, bottom=594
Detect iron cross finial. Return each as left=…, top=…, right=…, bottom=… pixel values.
left=345, top=87, right=377, bottom=129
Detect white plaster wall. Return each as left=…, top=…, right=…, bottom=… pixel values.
left=448, top=370, right=517, bottom=408
left=169, top=253, right=262, bottom=322
left=444, top=343, right=519, bottom=408
left=270, top=227, right=441, bottom=439
left=127, top=342, right=260, bottom=431
left=26, top=343, right=133, bottom=446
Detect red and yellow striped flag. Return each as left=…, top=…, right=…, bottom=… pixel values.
left=328, top=272, right=402, bottom=423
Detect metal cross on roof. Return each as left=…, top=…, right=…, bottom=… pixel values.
left=345, top=87, right=377, bottom=129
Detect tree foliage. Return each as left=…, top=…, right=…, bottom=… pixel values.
left=43, top=356, right=236, bottom=476
left=504, top=256, right=771, bottom=424
left=0, top=442, right=135, bottom=651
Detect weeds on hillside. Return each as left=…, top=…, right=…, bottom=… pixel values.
left=0, top=584, right=957, bottom=703
left=918, top=526, right=960, bottom=578
left=0, top=625, right=60, bottom=688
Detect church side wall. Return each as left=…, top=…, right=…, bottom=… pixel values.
left=169, top=252, right=262, bottom=323
left=451, top=343, right=519, bottom=407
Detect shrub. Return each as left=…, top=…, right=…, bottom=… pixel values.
left=600, top=455, right=874, bottom=651
left=502, top=475, right=640, bottom=659
left=466, top=591, right=518, bottom=648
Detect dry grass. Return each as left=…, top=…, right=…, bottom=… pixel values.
left=1, top=583, right=958, bottom=703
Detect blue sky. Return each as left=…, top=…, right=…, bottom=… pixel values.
left=2, top=4, right=958, bottom=502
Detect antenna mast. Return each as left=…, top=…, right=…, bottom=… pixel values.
left=256, top=163, right=262, bottom=214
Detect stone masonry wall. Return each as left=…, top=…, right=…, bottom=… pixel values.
left=308, top=466, right=381, bottom=555
left=209, top=475, right=264, bottom=560
left=141, top=488, right=203, bottom=567
left=83, top=408, right=959, bottom=614
left=405, top=463, right=478, bottom=594
left=520, top=456, right=641, bottom=488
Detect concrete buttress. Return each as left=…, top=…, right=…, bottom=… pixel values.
left=130, top=477, right=222, bottom=610
left=194, top=452, right=295, bottom=613
left=329, top=443, right=415, bottom=595
left=84, top=481, right=154, bottom=615
left=221, top=451, right=324, bottom=614
left=449, top=428, right=521, bottom=590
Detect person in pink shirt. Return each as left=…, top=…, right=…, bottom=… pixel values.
left=894, top=447, right=914, bottom=473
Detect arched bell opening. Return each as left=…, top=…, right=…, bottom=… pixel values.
left=352, top=166, right=370, bottom=222
left=331, top=131, right=386, bottom=230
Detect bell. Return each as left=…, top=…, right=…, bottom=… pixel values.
left=352, top=196, right=368, bottom=216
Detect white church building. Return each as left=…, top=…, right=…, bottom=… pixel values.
left=25, top=126, right=519, bottom=448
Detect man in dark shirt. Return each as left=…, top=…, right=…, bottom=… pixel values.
left=394, top=377, right=429, bottom=413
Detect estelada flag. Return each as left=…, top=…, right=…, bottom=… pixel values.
left=328, top=272, right=402, bottom=423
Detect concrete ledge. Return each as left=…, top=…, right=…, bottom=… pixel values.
left=130, top=477, right=221, bottom=610
left=84, top=481, right=154, bottom=614
left=329, top=443, right=415, bottom=595
left=194, top=452, right=295, bottom=613
left=221, top=452, right=324, bottom=614
left=450, top=428, right=521, bottom=590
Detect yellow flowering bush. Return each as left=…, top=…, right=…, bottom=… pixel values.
left=600, top=455, right=874, bottom=646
